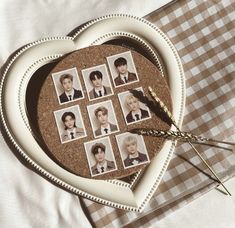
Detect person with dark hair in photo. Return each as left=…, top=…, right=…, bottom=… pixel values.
left=113, top=57, right=137, bottom=86
left=88, top=70, right=112, bottom=99
left=60, top=111, right=85, bottom=142
left=125, top=94, right=150, bottom=123
left=123, top=135, right=148, bottom=167
left=59, top=74, right=82, bottom=103
left=94, top=106, right=118, bottom=137
left=90, top=142, right=116, bottom=175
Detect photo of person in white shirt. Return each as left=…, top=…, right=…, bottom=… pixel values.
left=94, top=106, right=118, bottom=137
left=88, top=70, right=112, bottom=99
left=60, top=111, right=85, bottom=142
left=87, top=100, right=119, bottom=138
left=125, top=94, right=150, bottom=123
left=122, top=135, right=148, bottom=167
left=81, top=64, right=113, bottom=101
left=113, top=57, right=137, bottom=86
left=115, top=132, right=149, bottom=169
left=106, top=51, right=139, bottom=88
left=118, top=87, right=151, bottom=125
left=58, top=74, right=83, bottom=103
left=51, top=67, right=84, bottom=105
left=90, top=142, right=116, bottom=175
left=54, top=105, right=86, bottom=144
left=84, top=137, right=117, bottom=177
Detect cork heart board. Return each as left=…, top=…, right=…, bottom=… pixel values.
left=37, top=44, right=172, bottom=179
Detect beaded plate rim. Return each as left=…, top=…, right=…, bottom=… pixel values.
left=0, top=14, right=185, bottom=212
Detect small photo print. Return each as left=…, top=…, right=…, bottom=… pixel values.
left=84, top=137, right=117, bottom=177
left=54, top=105, right=86, bottom=144
left=118, top=87, right=151, bottom=125
left=51, top=67, right=84, bottom=105
left=106, top=51, right=139, bottom=88
left=87, top=100, right=119, bottom=138
left=116, top=132, right=150, bottom=169
left=81, top=64, right=113, bottom=101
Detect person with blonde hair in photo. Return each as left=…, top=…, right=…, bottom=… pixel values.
left=123, top=135, right=148, bottom=167
left=125, top=94, right=149, bottom=123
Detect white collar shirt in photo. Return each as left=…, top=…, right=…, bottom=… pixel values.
left=65, top=88, right=75, bottom=101
left=101, top=123, right=111, bottom=135
left=67, top=128, right=76, bottom=140
left=129, top=152, right=139, bottom=159
left=96, top=160, right=107, bottom=173
left=131, top=109, right=142, bottom=121
left=94, top=86, right=105, bottom=96
left=129, top=153, right=140, bottom=165
left=120, top=73, right=128, bottom=83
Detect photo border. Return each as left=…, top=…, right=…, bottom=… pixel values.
left=51, top=67, right=84, bottom=105
left=106, top=51, right=139, bottom=88
left=81, top=64, right=114, bottom=101
left=118, top=87, right=152, bottom=125
left=87, top=100, right=120, bottom=139
left=84, top=136, right=118, bottom=177
left=115, top=132, right=150, bottom=170
left=53, top=104, right=87, bottom=144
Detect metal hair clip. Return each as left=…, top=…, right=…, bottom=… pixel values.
left=130, top=87, right=233, bottom=196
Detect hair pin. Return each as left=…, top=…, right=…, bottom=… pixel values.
left=130, top=128, right=235, bottom=146
left=130, top=87, right=232, bottom=196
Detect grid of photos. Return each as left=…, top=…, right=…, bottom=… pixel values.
left=116, top=132, right=150, bottom=169
left=51, top=67, right=84, bottom=105
left=54, top=105, right=86, bottom=144
left=118, top=87, right=151, bottom=125
left=84, top=137, right=117, bottom=177
left=51, top=51, right=152, bottom=177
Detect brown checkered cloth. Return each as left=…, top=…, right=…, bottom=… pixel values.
left=80, top=1, right=235, bottom=227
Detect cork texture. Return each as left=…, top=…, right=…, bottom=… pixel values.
left=37, top=45, right=172, bottom=179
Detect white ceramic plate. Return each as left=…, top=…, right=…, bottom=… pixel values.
left=0, top=15, right=185, bottom=212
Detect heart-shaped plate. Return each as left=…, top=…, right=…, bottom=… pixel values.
left=0, top=15, right=185, bottom=211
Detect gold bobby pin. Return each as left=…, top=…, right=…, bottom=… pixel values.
left=147, top=86, right=231, bottom=196
left=130, top=128, right=235, bottom=147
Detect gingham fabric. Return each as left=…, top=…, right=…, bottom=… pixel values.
left=80, top=1, right=235, bottom=227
